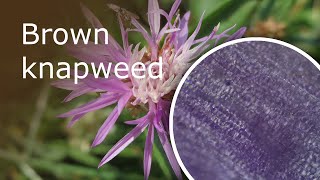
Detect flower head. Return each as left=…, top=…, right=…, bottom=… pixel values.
left=52, top=0, right=246, bottom=179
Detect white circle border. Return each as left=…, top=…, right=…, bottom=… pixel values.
left=169, top=37, right=320, bottom=180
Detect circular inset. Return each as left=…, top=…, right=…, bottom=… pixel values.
left=170, top=38, right=320, bottom=180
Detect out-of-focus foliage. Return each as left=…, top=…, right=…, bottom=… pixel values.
left=1, top=84, right=173, bottom=179
left=0, top=0, right=319, bottom=179
left=187, top=0, right=320, bottom=62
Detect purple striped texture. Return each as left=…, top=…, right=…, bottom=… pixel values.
left=173, top=41, right=320, bottom=180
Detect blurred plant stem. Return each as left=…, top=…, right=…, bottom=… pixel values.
left=0, top=82, right=50, bottom=180
left=26, top=83, right=50, bottom=156
left=19, top=163, right=42, bottom=180
left=0, top=144, right=42, bottom=180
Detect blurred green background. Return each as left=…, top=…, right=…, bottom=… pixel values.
left=1, top=0, right=319, bottom=179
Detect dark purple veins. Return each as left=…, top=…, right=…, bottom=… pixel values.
left=173, top=41, right=320, bottom=180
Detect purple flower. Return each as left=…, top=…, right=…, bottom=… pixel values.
left=52, top=0, right=246, bottom=179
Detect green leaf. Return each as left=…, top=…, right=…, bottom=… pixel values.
left=189, top=0, right=253, bottom=37
left=68, top=147, right=100, bottom=167
left=29, top=158, right=118, bottom=179
left=259, top=0, right=276, bottom=19
left=187, top=0, right=238, bottom=20
left=218, top=1, right=258, bottom=34
left=36, top=141, right=68, bottom=161
left=153, top=136, right=173, bottom=180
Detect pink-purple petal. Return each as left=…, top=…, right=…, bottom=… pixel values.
left=117, top=14, right=129, bottom=57
left=213, top=24, right=237, bottom=46
left=51, top=79, right=82, bottom=91
left=148, top=0, right=161, bottom=35
left=82, top=76, right=130, bottom=92
left=68, top=113, right=86, bottom=127
left=153, top=107, right=165, bottom=133
left=58, top=93, right=120, bottom=118
left=131, top=19, right=156, bottom=50
left=169, top=0, right=181, bottom=20
left=180, top=12, right=205, bottom=55
left=175, top=11, right=190, bottom=50
left=63, top=86, right=97, bottom=102
left=226, top=27, right=247, bottom=41
left=92, top=93, right=131, bottom=147
left=125, top=115, right=150, bottom=125
left=65, top=43, right=113, bottom=67
left=158, top=130, right=182, bottom=180
left=99, top=120, right=149, bottom=167
left=144, top=124, right=154, bottom=180
left=80, top=3, right=121, bottom=50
